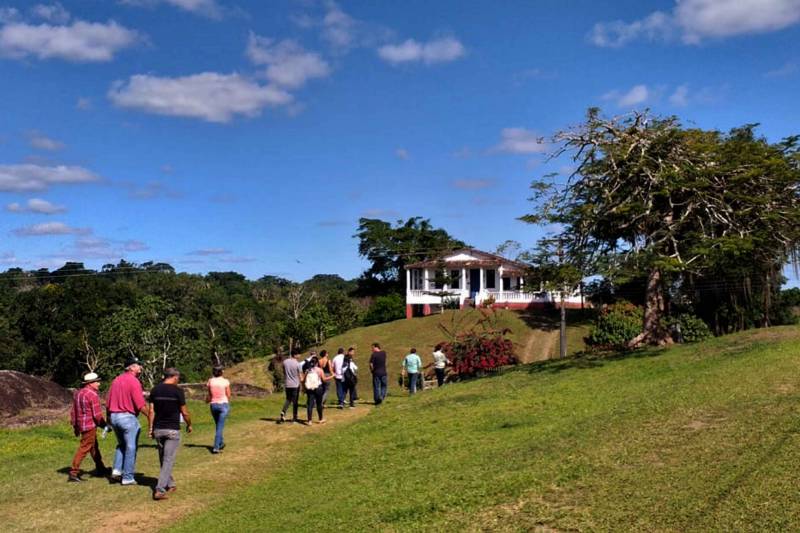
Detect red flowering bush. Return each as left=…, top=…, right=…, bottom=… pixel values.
left=441, top=331, right=517, bottom=378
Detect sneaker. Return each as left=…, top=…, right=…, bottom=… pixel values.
left=279, top=412, right=285, bottom=423
left=111, top=469, right=122, bottom=480
left=318, top=419, right=327, bottom=425
left=166, top=486, right=177, bottom=494
left=67, top=474, right=82, bottom=483
left=211, top=448, right=220, bottom=454
left=153, top=490, right=168, bottom=501
left=121, top=478, right=138, bottom=486
left=337, top=404, right=343, bottom=410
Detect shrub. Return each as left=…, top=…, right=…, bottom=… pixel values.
left=362, top=293, right=406, bottom=326
left=666, top=313, right=713, bottom=343
left=587, top=302, right=643, bottom=349
left=442, top=331, right=517, bottom=378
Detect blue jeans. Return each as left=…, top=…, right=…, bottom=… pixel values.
left=335, top=378, right=345, bottom=406
left=407, top=373, right=418, bottom=395
left=372, top=375, right=387, bottom=405
left=110, top=412, right=140, bottom=482
left=210, top=403, right=229, bottom=451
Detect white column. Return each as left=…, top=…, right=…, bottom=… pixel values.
left=406, top=269, right=411, bottom=293
left=498, top=266, right=504, bottom=297
left=423, top=268, right=429, bottom=291
left=478, top=268, right=484, bottom=303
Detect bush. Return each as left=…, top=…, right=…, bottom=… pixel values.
left=362, top=293, right=406, bottom=326
left=442, top=331, right=517, bottom=378
left=666, top=313, right=713, bottom=343
left=587, top=302, right=643, bottom=349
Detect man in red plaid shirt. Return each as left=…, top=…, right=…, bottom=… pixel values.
left=69, top=372, right=109, bottom=482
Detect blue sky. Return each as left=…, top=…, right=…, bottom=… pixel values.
left=0, top=0, right=799, bottom=282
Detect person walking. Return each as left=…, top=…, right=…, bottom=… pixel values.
left=302, top=356, right=330, bottom=424
left=369, top=343, right=388, bottom=405
left=107, top=356, right=148, bottom=486
left=318, top=350, right=334, bottom=405
left=332, top=348, right=346, bottom=409
left=148, top=368, right=192, bottom=501
left=402, top=348, right=424, bottom=395
left=206, top=366, right=231, bottom=454
left=68, top=372, right=109, bottom=482
left=279, top=349, right=303, bottom=423
left=432, top=344, right=449, bottom=387
left=342, top=347, right=359, bottom=408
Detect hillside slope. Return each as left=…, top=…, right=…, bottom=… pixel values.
left=176, top=326, right=800, bottom=532
left=228, top=309, right=589, bottom=391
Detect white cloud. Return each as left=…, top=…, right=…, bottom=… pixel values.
left=394, top=148, right=409, bottom=160
left=0, top=164, right=101, bottom=192
left=6, top=198, right=66, bottom=214
left=452, top=179, right=494, bottom=190
left=188, top=247, right=230, bottom=256
left=321, top=0, right=357, bottom=49
left=669, top=84, right=690, bottom=106
left=602, top=84, right=651, bottom=107
left=765, top=61, right=798, bottom=77
left=588, top=11, right=673, bottom=47
left=13, top=221, right=89, bottom=237
left=363, top=208, right=400, bottom=218
left=0, top=19, right=140, bottom=62
left=378, top=36, right=465, bottom=65
left=589, top=0, right=800, bottom=47
left=246, top=34, right=331, bottom=89
left=0, top=251, right=27, bottom=265
left=0, top=8, right=19, bottom=24
left=492, top=128, right=547, bottom=154
left=677, top=0, right=800, bottom=43
left=30, top=3, right=71, bottom=24
left=108, top=73, right=292, bottom=123
left=27, top=130, right=64, bottom=151
left=120, top=0, right=222, bottom=19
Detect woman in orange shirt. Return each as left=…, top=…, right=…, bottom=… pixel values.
left=206, top=366, right=231, bottom=454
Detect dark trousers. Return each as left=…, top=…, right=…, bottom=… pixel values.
left=435, top=368, right=446, bottom=387
left=372, top=374, right=388, bottom=405
left=282, top=387, right=299, bottom=420
left=70, top=429, right=104, bottom=476
left=307, top=388, right=324, bottom=421
left=344, top=380, right=357, bottom=406
left=335, top=378, right=345, bottom=406
left=321, top=380, right=331, bottom=404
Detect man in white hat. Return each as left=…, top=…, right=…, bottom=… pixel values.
left=68, top=372, right=108, bottom=482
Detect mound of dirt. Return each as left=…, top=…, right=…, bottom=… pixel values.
left=0, top=370, right=73, bottom=427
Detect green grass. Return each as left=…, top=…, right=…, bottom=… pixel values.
left=173, top=326, right=800, bottom=532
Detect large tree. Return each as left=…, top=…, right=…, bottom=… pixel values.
left=524, top=109, right=800, bottom=346
left=355, top=217, right=465, bottom=295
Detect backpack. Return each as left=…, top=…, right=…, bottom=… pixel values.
left=305, top=369, right=321, bottom=390
left=344, top=362, right=357, bottom=385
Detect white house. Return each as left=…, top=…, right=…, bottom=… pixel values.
left=404, top=248, right=584, bottom=318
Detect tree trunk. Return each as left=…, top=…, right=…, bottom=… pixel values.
left=628, top=267, right=674, bottom=347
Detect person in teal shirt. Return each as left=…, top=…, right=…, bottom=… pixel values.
left=402, top=348, right=423, bottom=395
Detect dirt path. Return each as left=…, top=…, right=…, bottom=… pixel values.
left=519, top=329, right=559, bottom=363
left=3, top=403, right=369, bottom=533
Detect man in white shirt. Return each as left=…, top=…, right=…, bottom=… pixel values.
left=332, top=348, right=346, bottom=409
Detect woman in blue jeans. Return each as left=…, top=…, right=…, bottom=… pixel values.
left=206, top=366, right=231, bottom=454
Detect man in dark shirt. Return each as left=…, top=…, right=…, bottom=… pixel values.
left=369, top=342, right=388, bottom=405
left=148, top=368, right=192, bottom=501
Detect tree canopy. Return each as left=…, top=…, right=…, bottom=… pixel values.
left=355, top=216, right=465, bottom=295
left=524, top=109, right=800, bottom=344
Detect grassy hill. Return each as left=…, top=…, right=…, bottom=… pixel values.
left=228, top=309, right=591, bottom=391
left=9, top=321, right=799, bottom=531
left=175, top=326, right=800, bottom=532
